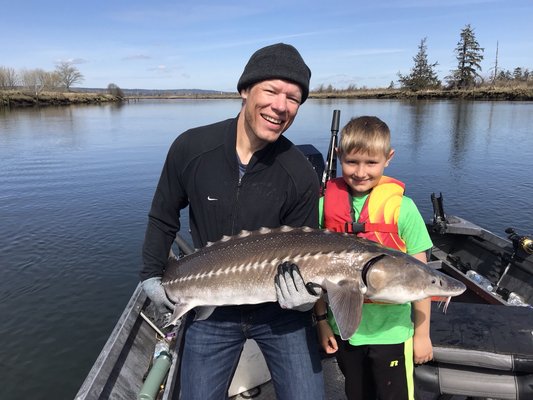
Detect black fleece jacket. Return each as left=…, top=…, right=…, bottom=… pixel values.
left=140, top=115, right=319, bottom=281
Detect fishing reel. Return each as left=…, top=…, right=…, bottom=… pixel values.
left=496, top=228, right=532, bottom=290
left=505, top=228, right=533, bottom=260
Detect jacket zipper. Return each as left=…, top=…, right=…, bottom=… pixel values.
left=231, top=174, right=244, bottom=235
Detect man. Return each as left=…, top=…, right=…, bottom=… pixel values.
left=141, top=43, right=325, bottom=399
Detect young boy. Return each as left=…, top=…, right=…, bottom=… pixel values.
left=315, top=116, right=433, bottom=400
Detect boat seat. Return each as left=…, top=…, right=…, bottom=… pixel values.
left=415, top=302, right=533, bottom=398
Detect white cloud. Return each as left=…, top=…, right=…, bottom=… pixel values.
left=122, top=54, right=151, bottom=61
left=55, top=58, right=88, bottom=65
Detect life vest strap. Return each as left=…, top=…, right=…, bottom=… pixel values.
left=344, top=221, right=398, bottom=234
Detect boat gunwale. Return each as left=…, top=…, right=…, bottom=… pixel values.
left=74, top=283, right=149, bottom=399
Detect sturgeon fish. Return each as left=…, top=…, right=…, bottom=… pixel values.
left=162, top=226, right=466, bottom=339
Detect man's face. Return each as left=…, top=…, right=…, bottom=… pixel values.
left=241, top=79, right=302, bottom=145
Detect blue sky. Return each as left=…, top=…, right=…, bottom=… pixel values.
left=2, top=0, right=532, bottom=91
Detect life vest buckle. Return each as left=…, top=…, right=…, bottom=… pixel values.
left=345, top=222, right=365, bottom=233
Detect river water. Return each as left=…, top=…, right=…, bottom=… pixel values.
left=0, top=99, right=532, bottom=399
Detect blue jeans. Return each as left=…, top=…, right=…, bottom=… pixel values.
left=179, top=303, right=325, bottom=400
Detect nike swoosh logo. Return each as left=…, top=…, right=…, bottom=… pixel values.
left=207, top=196, right=218, bottom=201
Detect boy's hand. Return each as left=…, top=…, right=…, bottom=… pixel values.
left=317, top=320, right=338, bottom=354
left=413, top=333, right=433, bottom=364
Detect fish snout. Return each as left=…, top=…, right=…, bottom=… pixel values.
left=431, top=270, right=467, bottom=296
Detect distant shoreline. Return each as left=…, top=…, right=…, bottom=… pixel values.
left=123, top=87, right=533, bottom=101
left=0, top=91, right=121, bottom=108
left=310, top=87, right=533, bottom=101
left=2, top=87, right=532, bottom=108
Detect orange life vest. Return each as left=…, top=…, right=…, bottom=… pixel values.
left=323, top=176, right=406, bottom=252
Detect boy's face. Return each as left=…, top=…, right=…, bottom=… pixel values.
left=340, top=148, right=394, bottom=196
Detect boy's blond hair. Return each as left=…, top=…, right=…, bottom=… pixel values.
left=337, top=116, right=391, bottom=158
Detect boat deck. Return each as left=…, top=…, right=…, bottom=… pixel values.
left=232, top=356, right=345, bottom=400
left=232, top=356, right=470, bottom=400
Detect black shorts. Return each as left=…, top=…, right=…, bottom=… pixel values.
left=334, top=335, right=414, bottom=400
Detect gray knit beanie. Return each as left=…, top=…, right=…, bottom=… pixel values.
left=237, top=43, right=311, bottom=103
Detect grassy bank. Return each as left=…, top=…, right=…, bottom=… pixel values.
left=309, top=87, right=533, bottom=101
left=0, top=90, right=122, bottom=108
left=125, top=87, right=533, bottom=102
left=2, top=86, right=532, bottom=108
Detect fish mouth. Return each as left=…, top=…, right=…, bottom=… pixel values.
left=361, top=254, right=387, bottom=286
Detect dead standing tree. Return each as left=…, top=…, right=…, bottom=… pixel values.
left=55, top=61, right=84, bottom=91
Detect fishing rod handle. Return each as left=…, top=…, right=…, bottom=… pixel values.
left=331, top=109, right=340, bottom=133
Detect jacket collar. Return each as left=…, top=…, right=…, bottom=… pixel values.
left=224, top=114, right=289, bottom=174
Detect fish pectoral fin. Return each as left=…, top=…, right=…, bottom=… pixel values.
left=426, top=261, right=442, bottom=269
left=323, top=278, right=365, bottom=341
left=166, top=303, right=216, bottom=327
left=194, top=306, right=217, bottom=321
left=166, top=302, right=193, bottom=327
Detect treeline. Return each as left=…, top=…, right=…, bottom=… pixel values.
left=0, top=61, right=124, bottom=98
left=492, top=68, right=533, bottom=87
left=0, top=61, right=85, bottom=94
left=316, top=24, right=532, bottom=93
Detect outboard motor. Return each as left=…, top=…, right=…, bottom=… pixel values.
left=296, top=144, right=325, bottom=183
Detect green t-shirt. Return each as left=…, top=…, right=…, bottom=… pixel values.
left=319, top=193, right=433, bottom=345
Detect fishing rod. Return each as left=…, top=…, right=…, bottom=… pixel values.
left=321, top=109, right=341, bottom=195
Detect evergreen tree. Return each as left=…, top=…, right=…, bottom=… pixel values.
left=398, top=37, right=440, bottom=91
left=447, top=24, right=484, bottom=88
left=513, top=67, right=523, bottom=81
